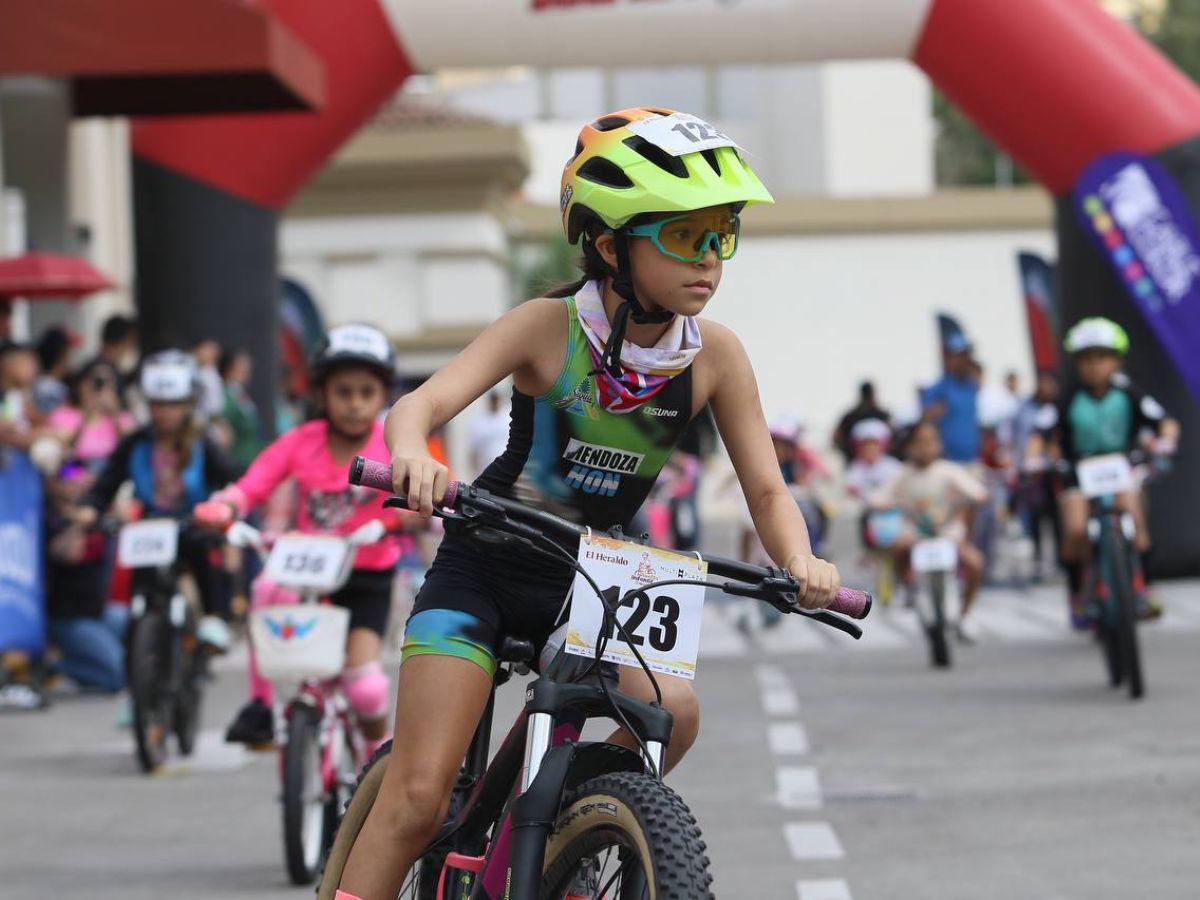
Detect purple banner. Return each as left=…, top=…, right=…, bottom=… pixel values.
left=1074, top=151, right=1200, bottom=403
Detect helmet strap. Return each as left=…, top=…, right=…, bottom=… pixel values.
left=595, top=229, right=673, bottom=378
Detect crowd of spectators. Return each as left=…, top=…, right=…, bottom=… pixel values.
left=1, top=314, right=269, bottom=702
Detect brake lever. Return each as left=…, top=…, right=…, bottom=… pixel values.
left=795, top=608, right=863, bottom=640
left=719, top=576, right=864, bottom=640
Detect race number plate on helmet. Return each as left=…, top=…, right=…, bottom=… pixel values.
left=264, top=534, right=352, bottom=593
left=626, top=112, right=741, bottom=157
left=911, top=538, right=958, bottom=574
left=1076, top=454, right=1134, bottom=499
left=117, top=519, right=179, bottom=568
left=566, top=533, right=707, bottom=680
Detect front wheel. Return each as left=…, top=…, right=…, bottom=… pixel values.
left=1108, top=532, right=1145, bottom=700
left=540, top=771, right=714, bottom=900
left=283, top=702, right=329, bottom=885
left=927, top=574, right=952, bottom=669
left=130, top=610, right=172, bottom=773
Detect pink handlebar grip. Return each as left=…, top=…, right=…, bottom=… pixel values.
left=349, top=457, right=461, bottom=508
left=352, top=457, right=395, bottom=492
left=828, top=587, right=872, bottom=620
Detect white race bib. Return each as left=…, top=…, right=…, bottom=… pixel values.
left=264, top=534, right=352, bottom=593
left=117, top=519, right=179, bottom=569
left=625, top=112, right=741, bottom=158
left=911, top=538, right=958, bottom=574
left=565, top=534, right=707, bottom=680
left=1076, top=454, right=1134, bottom=499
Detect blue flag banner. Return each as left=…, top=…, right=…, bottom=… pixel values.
left=0, top=450, right=45, bottom=655
left=1074, top=152, right=1200, bottom=403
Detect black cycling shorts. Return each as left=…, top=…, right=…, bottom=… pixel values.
left=330, top=568, right=393, bottom=637
left=405, top=528, right=574, bottom=673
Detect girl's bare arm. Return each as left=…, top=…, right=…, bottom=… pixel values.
left=384, top=298, right=564, bottom=514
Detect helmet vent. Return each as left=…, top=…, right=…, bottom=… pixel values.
left=593, top=116, right=630, bottom=132
left=577, top=157, right=634, bottom=189
left=570, top=138, right=584, bottom=162
left=622, top=135, right=688, bottom=179
left=644, top=108, right=673, bottom=116
left=700, top=148, right=721, bottom=176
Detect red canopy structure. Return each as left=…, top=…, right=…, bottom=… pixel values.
left=0, top=252, right=115, bottom=300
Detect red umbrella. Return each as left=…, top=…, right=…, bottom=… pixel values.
left=0, top=251, right=115, bottom=299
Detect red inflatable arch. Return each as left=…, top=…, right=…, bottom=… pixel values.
left=131, top=0, right=1200, bottom=570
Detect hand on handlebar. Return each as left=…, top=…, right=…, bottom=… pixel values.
left=783, top=553, right=841, bottom=610
left=389, top=448, right=450, bottom=518
left=194, top=500, right=236, bottom=531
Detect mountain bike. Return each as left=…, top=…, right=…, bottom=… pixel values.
left=1073, top=452, right=1163, bottom=700
left=317, top=457, right=871, bottom=900
left=226, top=522, right=380, bottom=884
left=116, top=517, right=207, bottom=773
left=909, top=534, right=959, bottom=669
left=866, top=509, right=957, bottom=669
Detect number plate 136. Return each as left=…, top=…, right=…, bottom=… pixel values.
left=565, top=534, right=707, bottom=680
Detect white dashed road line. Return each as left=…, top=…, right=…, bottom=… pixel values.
left=776, top=766, right=822, bottom=810
left=767, top=720, right=809, bottom=756
left=797, top=877, right=855, bottom=900
left=758, top=664, right=853, bottom=895
left=784, top=822, right=845, bottom=860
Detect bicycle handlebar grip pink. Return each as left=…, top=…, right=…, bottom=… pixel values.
left=349, top=457, right=461, bottom=508
left=828, top=587, right=872, bottom=620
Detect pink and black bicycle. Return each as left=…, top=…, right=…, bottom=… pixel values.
left=318, top=458, right=871, bottom=900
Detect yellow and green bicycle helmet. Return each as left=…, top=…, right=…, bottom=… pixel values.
left=560, top=107, right=774, bottom=246
left=1064, top=317, right=1130, bottom=355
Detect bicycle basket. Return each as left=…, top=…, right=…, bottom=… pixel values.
left=249, top=605, right=349, bottom=681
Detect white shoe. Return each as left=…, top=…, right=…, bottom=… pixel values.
left=197, top=615, right=231, bottom=654
left=955, top=617, right=979, bottom=645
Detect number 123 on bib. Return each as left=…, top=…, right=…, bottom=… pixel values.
left=565, top=534, right=707, bottom=680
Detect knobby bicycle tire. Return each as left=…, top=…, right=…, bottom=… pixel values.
left=540, top=771, right=714, bottom=900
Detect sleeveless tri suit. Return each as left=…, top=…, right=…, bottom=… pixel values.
left=403, top=294, right=696, bottom=675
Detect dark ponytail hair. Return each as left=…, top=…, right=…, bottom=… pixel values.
left=544, top=217, right=612, bottom=299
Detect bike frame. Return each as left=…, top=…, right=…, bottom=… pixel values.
left=425, top=657, right=671, bottom=900
left=270, top=586, right=364, bottom=792
left=344, top=460, right=869, bottom=900
left=1084, top=496, right=1138, bottom=628
left=129, top=563, right=192, bottom=693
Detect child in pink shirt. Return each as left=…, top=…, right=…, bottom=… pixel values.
left=199, top=325, right=406, bottom=754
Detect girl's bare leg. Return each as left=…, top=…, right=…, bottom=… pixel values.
left=338, top=655, right=493, bottom=899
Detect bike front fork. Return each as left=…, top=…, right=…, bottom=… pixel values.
left=521, top=713, right=665, bottom=792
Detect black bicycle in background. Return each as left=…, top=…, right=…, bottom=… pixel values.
left=1072, top=451, right=1167, bottom=701
left=318, top=457, right=871, bottom=900
left=115, top=517, right=208, bottom=772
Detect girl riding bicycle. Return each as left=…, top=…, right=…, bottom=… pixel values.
left=73, top=350, right=237, bottom=652
left=198, top=325, right=408, bottom=758
left=335, top=108, right=843, bottom=900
